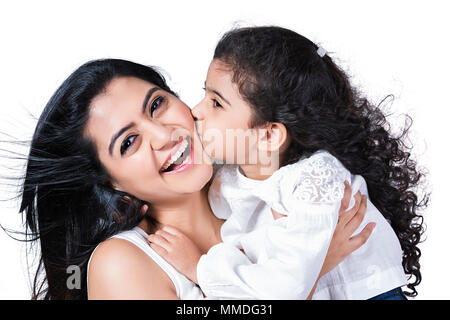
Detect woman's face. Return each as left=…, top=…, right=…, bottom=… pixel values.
left=84, top=76, right=213, bottom=205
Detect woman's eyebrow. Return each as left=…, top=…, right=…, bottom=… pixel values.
left=142, top=87, right=161, bottom=114
left=204, top=82, right=231, bottom=106
left=109, top=122, right=134, bottom=156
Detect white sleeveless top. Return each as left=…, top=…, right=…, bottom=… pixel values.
left=87, top=226, right=205, bottom=299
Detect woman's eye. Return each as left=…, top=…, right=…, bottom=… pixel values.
left=150, top=96, right=165, bottom=117
left=212, top=99, right=223, bottom=108
left=120, top=135, right=137, bottom=155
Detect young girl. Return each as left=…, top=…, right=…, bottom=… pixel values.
left=147, top=26, right=427, bottom=299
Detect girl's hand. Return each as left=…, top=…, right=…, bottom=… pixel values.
left=147, top=226, right=202, bottom=284
left=321, top=181, right=375, bottom=277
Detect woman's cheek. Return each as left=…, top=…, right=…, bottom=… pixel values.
left=123, top=157, right=152, bottom=184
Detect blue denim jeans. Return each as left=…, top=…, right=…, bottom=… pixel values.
left=368, top=287, right=408, bottom=300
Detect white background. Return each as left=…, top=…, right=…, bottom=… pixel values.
left=0, top=0, right=448, bottom=299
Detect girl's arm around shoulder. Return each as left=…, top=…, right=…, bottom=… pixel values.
left=87, top=237, right=178, bottom=300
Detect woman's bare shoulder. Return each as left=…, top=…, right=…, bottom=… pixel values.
left=88, top=237, right=178, bottom=299
left=88, top=237, right=150, bottom=273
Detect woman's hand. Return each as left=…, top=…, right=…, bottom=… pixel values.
left=147, top=226, right=202, bottom=284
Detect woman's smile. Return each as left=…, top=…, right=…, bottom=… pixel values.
left=160, top=135, right=193, bottom=175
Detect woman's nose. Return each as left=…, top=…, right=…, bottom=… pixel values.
left=145, top=122, right=175, bottom=151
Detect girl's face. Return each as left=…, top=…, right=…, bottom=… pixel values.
left=85, top=76, right=212, bottom=205
left=192, top=59, right=259, bottom=165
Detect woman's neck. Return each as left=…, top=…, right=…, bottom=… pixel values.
left=139, top=188, right=223, bottom=254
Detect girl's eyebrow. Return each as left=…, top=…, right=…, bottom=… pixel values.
left=204, top=82, right=231, bottom=106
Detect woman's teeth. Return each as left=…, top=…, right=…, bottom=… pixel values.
left=161, top=137, right=190, bottom=171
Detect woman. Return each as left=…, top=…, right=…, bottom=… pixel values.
left=19, top=59, right=372, bottom=299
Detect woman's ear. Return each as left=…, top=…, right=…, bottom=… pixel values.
left=256, top=122, right=288, bottom=152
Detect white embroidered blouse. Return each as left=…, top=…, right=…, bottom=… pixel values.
left=198, top=150, right=407, bottom=299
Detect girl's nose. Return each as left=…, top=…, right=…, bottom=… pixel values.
left=191, top=102, right=204, bottom=121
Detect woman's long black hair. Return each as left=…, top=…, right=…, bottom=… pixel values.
left=214, top=26, right=428, bottom=297
left=14, top=59, right=174, bottom=299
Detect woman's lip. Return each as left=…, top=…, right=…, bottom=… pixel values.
left=160, top=136, right=185, bottom=171
left=160, top=139, right=194, bottom=175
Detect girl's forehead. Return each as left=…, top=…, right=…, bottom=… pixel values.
left=208, top=59, right=232, bottom=78
left=207, top=61, right=240, bottom=96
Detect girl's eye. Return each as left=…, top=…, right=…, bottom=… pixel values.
left=201, top=87, right=223, bottom=109
left=150, top=96, right=165, bottom=117
left=212, top=98, right=223, bottom=108
left=120, top=134, right=137, bottom=155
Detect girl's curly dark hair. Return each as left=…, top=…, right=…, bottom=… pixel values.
left=214, top=26, right=429, bottom=297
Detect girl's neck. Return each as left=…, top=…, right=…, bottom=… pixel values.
left=240, top=149, right=288, bottom=180
left=239, top=162, right=279, bottom=181
left=139, top=188, right=223, bottom=253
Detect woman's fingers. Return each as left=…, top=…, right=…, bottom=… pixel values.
left=348, top=222, right=376, bottom=251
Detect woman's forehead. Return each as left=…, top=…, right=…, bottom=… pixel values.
left=98, top=77, right=155, bottom=102
left=85, top=77, right=153, bottom=149
left=90, top=77, right=156, bottom=118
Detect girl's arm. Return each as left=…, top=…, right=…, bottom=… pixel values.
left=193, top=198, right=340, bottom=299
left=149, top=183, right=374, bottom=299
left=306, top=186, right=374, bottom=299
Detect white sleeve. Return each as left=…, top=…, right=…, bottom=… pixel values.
left=197, top=151, right=351, bottom=299
left=208, top=174, right=233, bottom=220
